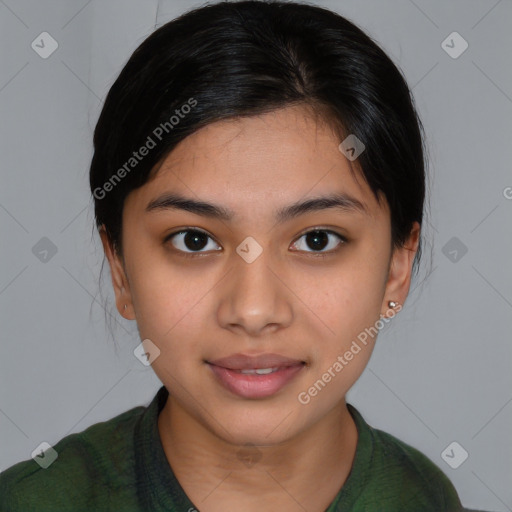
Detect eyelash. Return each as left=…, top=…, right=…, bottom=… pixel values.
left=164, top=227, right=348, bottom=259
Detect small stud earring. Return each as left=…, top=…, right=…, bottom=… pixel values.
left=380, top=300, right=400, bottom=320
left=124, top=304, right=127, bottom=310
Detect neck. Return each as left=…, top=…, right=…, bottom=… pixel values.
left=157, top=395, right=359, bottom=512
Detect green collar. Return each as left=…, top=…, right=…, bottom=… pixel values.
left=134, top=385, right=372, bottom=511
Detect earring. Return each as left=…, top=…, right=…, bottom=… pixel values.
left=380, top=300, right=400, bottom=320
left=124, top=304, right=127, bottom=310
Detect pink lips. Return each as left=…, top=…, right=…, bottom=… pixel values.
left=207, top=353, right=305, bottom=399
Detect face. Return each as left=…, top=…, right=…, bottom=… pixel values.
left=102, top=105, right=419, bottom=446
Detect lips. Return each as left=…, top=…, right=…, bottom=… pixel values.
left=207, top=353, right=305, bottom=399
left=208, top=353, right=305, bottom=370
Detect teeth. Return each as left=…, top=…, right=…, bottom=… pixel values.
left=240, top=367, right=279, bottom=375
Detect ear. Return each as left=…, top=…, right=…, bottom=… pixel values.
left=381, top=221, right=421, bottom=318
left=99, top=225, right=135, bottom=320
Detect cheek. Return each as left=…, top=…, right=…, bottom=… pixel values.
left=296, top=277, right=382, bottom=408
left=300, top=253, right=387, bottom=380
left=125, top=246, right=192, bottom=334
left=309, top=265, right=384, bottom=339
left=131, top=271, right=208, bottom=343
left=131, top=276, right=209, bottom=386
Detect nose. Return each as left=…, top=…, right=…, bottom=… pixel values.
left=217, top=247, right=293, bottom=337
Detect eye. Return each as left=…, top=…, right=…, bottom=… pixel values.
left=291, top=229, right=347, bottom=255
left=165, top=228, right=221, bottom=256
left=164, top=227, right=347, bottom=258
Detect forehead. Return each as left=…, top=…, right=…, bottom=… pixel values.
left=126, top=105, right=386, bottom=221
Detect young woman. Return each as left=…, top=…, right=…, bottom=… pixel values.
left=0, top=1, right=463, bottom=510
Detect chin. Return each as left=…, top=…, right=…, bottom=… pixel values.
left=209, top=404, right=309, bottom=447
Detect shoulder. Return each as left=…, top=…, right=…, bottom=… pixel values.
left=348, top=406, right=463, bottom=511
left=0, top=405, right=145, bottom=512
left=373, top=427, right=460, bottom=505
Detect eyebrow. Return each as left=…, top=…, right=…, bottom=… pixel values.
left=145, top=192, right=369, bottom=222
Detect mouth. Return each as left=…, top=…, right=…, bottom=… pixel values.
left=206, top=353, right=306, bottom=399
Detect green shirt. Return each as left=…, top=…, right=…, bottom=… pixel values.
left=0, top=385, right=462, bottom=511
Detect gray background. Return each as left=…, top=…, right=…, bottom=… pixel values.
left=1, top=0, right=511, bottom=510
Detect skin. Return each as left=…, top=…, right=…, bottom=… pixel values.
left=100, top=104, right=420, bottom=512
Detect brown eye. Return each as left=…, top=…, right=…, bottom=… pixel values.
left=166, top=229, right=221, bottom=255
left=291, top=229, right=346, bottom=254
